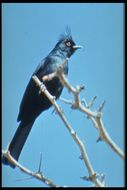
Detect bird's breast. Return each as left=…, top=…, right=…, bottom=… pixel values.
left=50, top=55, right=69, bottom=75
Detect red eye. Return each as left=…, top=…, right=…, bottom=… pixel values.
left=66, top=41, right=71, bottom=47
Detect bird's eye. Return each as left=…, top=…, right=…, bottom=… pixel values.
left=65, top=41, right=71, bottom=47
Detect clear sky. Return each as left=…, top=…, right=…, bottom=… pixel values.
left=2, top=3, right=124, bottom=187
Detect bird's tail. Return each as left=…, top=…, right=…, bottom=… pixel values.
left=2, top=120, right=35, bottom=168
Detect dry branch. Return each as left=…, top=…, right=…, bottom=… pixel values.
left=2, top=149, right=60, bottom=187
left=32, top=75, right=105, bottom=187
left=53, top=61, right=124, bottom=160
left=2, top=59, right=124, bottom=187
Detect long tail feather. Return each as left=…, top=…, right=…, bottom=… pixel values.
left=2, top=120, right=35, bottom=168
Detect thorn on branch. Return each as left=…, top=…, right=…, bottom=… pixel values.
left=60, top=97, right=72, bottom=105
left=80, top=173, right=97, bottom=182
left=98, top=100, right=106, bottom=112
left=80, top=85, right=85, bottom=91
left=81, top=173, right=106, bottom=186
left=80, top=175, right=90, bottom=181
left=76, top=85, right=85, bottom=93
left=38, top=152, right=42, bottom=174
left=87, top=96, right=97, bottom=109
left=15, top=176, right=34, bottom=182
left=79, top=154, right=83, bottom=160
left=95, top=173, right=106, bottom=186
left=81, top=99, right=87, bottom=107
left=100, top=173, right=106, bottom=183
left=96, top=136, right=103, bottom=143
left=51, top=108, right=56, bottom=115
left=51, top=107, right=64, bottom=115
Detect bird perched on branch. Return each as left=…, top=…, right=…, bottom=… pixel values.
left=2, top=27, right=82, bottom=168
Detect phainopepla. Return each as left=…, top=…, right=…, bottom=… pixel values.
left=2, top=28, right=82, bottom=168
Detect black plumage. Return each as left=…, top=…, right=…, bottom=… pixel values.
left=2, top=28, right=81, bottom=168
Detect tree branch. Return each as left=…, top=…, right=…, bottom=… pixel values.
left=2, top=59, right=123, bottom=187
left=2, top=149, right=60, bottom=187
left=32, top=75, right=105, bottom=187
left=53, top=62, right=124, bottom=160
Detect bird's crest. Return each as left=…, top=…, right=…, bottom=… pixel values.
left=59, top=26, right=73, bottom=42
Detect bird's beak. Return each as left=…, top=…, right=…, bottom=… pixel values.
left=73, top=45, right=83, bottom=50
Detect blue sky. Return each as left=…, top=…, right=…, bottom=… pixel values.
left=2, top=3, right=124, bottom=187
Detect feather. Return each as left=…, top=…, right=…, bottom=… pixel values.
left=58, top=26, right=72, bottom=42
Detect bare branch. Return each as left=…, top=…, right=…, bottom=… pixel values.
left=32, top=75, right=105, bottom=187
left=2, top=59, right=123, bottom=187
left=32, top=60, right=124, bottom=186
left=52, top=63, right=124, bottom=160
left=95, top=116, right=124, bottom=159
left=2, top=149, right=60, bottom=187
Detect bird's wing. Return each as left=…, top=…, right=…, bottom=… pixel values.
left=33, top=57, right=55, bottom=79
left=17, top=57, right=56, bottom=122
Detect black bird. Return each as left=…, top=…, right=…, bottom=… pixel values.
left=2, top=28, right=82, bottom=168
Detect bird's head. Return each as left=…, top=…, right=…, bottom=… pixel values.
left=54, top=27, right=82, bottom=58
